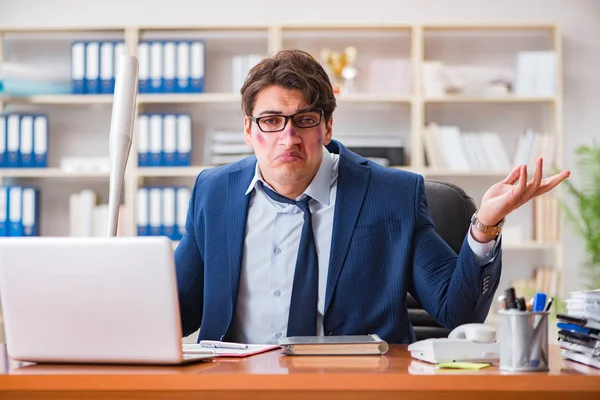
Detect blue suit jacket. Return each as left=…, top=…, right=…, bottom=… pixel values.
left=175, top=140, right=502, bottom=343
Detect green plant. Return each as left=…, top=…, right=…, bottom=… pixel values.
left=561, top=141, right=600, bottom=289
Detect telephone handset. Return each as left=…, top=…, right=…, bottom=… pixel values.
left=407, top=323, right=500, bottom=364
left=447, top=323, right=497, bottom=342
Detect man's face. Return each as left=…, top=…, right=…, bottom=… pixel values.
left=244, top=85, right=333, bottom=191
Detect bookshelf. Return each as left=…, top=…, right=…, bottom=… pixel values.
left=0, top=23, right=564, bottom=307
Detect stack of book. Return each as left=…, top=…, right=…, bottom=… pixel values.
left=557, top=289, right=600, bottom=369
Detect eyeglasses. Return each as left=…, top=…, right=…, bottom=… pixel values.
left=248, top=110, right=323, bottom=133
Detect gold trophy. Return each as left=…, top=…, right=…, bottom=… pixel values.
left=320, top=46, right=358, bottom=95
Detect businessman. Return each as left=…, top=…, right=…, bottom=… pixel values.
left=175, top=49, right=570, bottom=344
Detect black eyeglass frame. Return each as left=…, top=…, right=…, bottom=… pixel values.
left=247, top=109, right=324, bottom=133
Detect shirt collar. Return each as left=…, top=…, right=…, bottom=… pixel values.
left=244, top=147, right=334, bottom=206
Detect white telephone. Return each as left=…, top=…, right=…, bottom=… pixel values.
left=407, top=323, right=500, bottom=364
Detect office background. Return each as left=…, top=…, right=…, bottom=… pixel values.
left=0, top=0, right=598, bottom=338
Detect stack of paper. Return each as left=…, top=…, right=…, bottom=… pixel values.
left=206, top=131, right=253, bottom=165
left=558, top=290, right=600, bottom=369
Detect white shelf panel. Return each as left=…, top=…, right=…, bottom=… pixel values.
left=504, top=242, right=559, bottom=250
left=4, top=95, right=114, bottom=105
left=0, top=168, right=110, bottom=178
left=422, top=169, right=510, bottom=177
left=136, top=167, right=211, bottom=177
left=138, top=93, right=240, bottom=104
left=337, top=94, right=412, bottom=103
left=424, top=96, right=556, bottom=104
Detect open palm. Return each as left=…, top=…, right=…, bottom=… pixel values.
left=477, top=158, right=571, bottom=226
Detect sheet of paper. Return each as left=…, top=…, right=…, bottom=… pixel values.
left=183, top=343, right=280, bottom=357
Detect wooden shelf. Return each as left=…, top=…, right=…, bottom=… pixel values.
left=0, top=168, right=109, bottom=178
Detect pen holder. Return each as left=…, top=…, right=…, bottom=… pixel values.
left=498, top=310, right=550, bottom=372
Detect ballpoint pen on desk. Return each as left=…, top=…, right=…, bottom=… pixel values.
left=199, top=340, right=249, bottom=350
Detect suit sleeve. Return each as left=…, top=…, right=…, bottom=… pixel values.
left=174, top=173, right=205, bottom=337
left=409, top=174, right=502, bottom=329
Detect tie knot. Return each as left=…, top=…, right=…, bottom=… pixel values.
left=295, top=196, right=311, bottom=215
left=259, top=181, right=312, bottom=215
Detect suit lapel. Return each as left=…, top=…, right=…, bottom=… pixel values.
left=226, top=162, right=254, bottom=309
left=324, top=144, right=370, bottom=314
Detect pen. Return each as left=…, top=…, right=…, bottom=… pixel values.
left=504, top=287, right=517, bottom=309
left=199, top=340, right=248, bottom=350
left=530, top=292, right=547, bottom=367
left=516, top=297, right=526, bottom=311
left=544, top=297, right=554, bottom=312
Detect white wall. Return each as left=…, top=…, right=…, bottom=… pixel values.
left=1, top=0, right=599, bottom=294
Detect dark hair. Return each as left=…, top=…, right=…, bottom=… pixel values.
left=241, top=49, right=337, bottom=123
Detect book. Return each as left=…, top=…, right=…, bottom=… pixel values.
left=561, top=349, right=600, bottom=369
left=278, top=334, right=389, bottom=356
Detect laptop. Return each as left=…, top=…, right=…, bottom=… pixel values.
left=0, top=236, right=215, bottom=365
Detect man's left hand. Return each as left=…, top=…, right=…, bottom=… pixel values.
left=472, top=157, right=571, bottom=243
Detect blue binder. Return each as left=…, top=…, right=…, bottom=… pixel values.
left=8, top=186, right=23, bottom=237
left=176, top=114, right=192, bottom=166
left=163, top=41, right=176, bottom=93
left=21, top=187, right=38, bottom=236
left=162, top=114, right=177, bottom=166
left=148, top=187, right=162, bottom=236
left=175, top=41, right=191, bottom=93
left=71, top=41, right=86, bottom=94
left=0, top=115, right=7, bottom=168
left=84, top=41, right=100, bottom=94
left=137, top=114, right=149, bottom=167
left=19, top=115, right=34, bottom=168
left=33, top=115, right=48, bottom=168
left=190, top=41, right=205, bottom=93
left=148, top=114, right=163, bottom=166
left=99, top=41, right=115, bottom=94
left=161, top=187, right=177, bottom=239
left=6, top=114, right=21, bottom=168
left=136, top=187, right=150, bottom=236
left=0, top=186, right=8, bottom=236
left=149, top=41, right=164, bottom=93
left=138, top=42, right=150, bottom=94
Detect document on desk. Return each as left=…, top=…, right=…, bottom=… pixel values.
left=182, top=342, right=280, bottom=358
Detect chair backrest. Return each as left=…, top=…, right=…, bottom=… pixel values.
left=407, top=180, right=478, bottom=341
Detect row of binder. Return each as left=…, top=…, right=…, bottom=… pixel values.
left=0, top=114, right=48, bottom=168
left=137, top=113, right=192, bottom=167
left=138, top=40, right=205, bottom=93
left=0, top=186, right=39, bottom=237
left=136, top=186, right=191, bottom=241
left=71, top=41, right=126, bottom=94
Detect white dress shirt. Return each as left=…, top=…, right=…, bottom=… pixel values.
left=230, top=147, right=497, bottom=344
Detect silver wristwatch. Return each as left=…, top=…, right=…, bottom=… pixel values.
left=471, top=212, right=505, bottom=236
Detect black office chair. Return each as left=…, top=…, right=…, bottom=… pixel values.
left=407, top=180, right=478, bottom=341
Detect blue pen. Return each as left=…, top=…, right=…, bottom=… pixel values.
left=529, top=292, right=547, bottom=367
